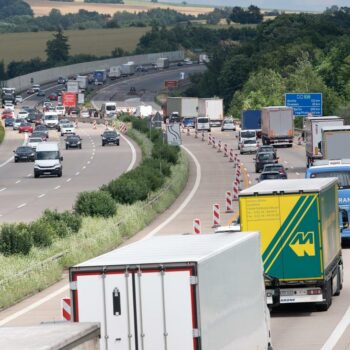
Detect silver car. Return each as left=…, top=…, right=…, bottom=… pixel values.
left=240, top=139, right=258, bottom=154
left=221, top=118, right=236, bottom=131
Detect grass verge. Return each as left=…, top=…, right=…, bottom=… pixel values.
left=0, top=124, right=4, bottom=144
left=0, top=130, right=189, bottom=309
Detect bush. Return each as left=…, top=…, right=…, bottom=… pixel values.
left=131, top=118, right=149, bottom=133
left=28, top=220, right=54, bottom=248
left=142, top=158, right=171, bottom=177
left=59, top=211, right=82, bottom=233
left=0, top=223, right=33, bottom=255
left=133, top=164, right=165, bottom=191
left=0, top=124, right=5, bottom=144
left=41, top=209, right=72, bottom=238
left=75, top=191, right=117, bottom=217
left=119, top=113, right=132, bottom=122
left=152, top=143, right=179, bottom=164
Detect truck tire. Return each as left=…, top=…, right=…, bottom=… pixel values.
left=334, top=264, right=343, bottom=296
left=317, top=278, right=332, bottom=311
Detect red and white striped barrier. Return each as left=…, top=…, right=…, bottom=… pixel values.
left=212, top=136, right=216, bottom=148
left=119, top=123, right=128, bottom=133
left=229, top=149, right=234, bottom=162
left=225, top=191, right=233, bottom=213
left=105, top=120, right=109, bottom=129
left=208, top=133, right=212, bottom=145
left=93, top=120, right=96, bottom=129
left=298, top=136, right=302, bottom=145
left=232, top=182, right=239, bottom=201
left=217, top=140, right=222, bottom=152
left=193, top=218, right=201, bottom=234
left=224, top=144, right=228, bottom=157
left=194, top=129, right=198, bottom=138
left=187, top=127, right=190, bottom=136
left=61, top=297, right=71, bottom=321
left=212, top=203, right=220, bottom=227
left=201, top=131, right=205, bottom=142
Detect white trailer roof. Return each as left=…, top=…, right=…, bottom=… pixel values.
left=306, top=116, right=341, bottom=121
left=76, top=232, right=258, bottom=267
left=240, top=178, right=337, bottom=196
left=322, top=125, right=350, bottom=132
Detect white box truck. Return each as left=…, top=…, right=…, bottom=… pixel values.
left=321, top=125, right=350, bottom=160
left=156, top=57, right=169, bottom=69
left=261, top=106, right=294, bottom=147
left=108, top=66, right=122, bottom=80
left=76, top=75, right=88, bottom=90
left=166, top=97, right=198, bottom=119
left=69, top=233, right=272, bottom=350
left=135, top=105, right=153, bottom=118
left=198, top=98, right=224, bottom=127
left=121, top=62, right=136, bottom=76
left=305, top=116, right=344, bottom=167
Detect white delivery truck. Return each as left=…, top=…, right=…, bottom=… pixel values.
left=261, top=106, right=294, bottom=147
left=76, top=75, right=88, bottom=90
left=69, top=233, right=272, bottom=350
left=121, top=62, right=136, bottom=76
left=156, top=57, right=169, bottom=69
left=135, top=105, right=153, bottom=118
left=100, top=102, right=117, bottom=118
left=108, top=66, right=122, bottom=80
left=198, top=98, right=224, bottom=127
left=321, top=125, right=350, bottom=160
left=34, top=142, right=63, bottom=178
left=305, top=116, right=344, bottom=167
left=166, top=97, right=198, bottom=119
left=67, top=80, right=79, bottom=93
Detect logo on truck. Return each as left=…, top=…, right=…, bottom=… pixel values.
left=289, top=232, right=316, bottom=257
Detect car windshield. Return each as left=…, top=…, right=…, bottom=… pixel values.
left=44, top=115, right=57, bottom=120
left=244, top=140, right=256, bottom=145
left=310, top=170, right=350, bottom=189
left=224, top=120, right=233, bottom=124
left=63, top=124, right=73, bottom=128
left=265, top=165, right=282, bottom=172
left=106, top=105, right=116, bottom=111
left=241, top=131, right=256, bottom=138
left=67, top=136, right=80, bottom=141
left=29, top=138, right=42, bottom=143
left=198, top=118, right=209, bottom=123
left=36, top=151, right=59, bottom=160
left=258, top=153, right=274, bottom=161
left=104, top=132, right=117, bottom=137
left=17, top=147, right=32, bottom=153
left=20, top=122, right=30, bottom=126
left=261, top=173, right=281, bottom=180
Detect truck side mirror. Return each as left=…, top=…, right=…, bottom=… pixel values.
left=339, top=208, right=349, bottom=230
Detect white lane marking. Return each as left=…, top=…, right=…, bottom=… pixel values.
left=82, top=166, right=86, bottom=170
left=144, top=144, right=201, bottom=239
left=54, top=185, right=61, bottom=190
left=90, top=156, right=93, bottom=160
left=284, top=160, right=288, bottom=164
left=0, top=284, right=69, bottom=326
left=291, top=166, right=294, bottom=169
left=17, top=203, right=26, bottom=209
left=0, top=187, right=6, bottom=192
left=66, top=178, right=71, bottom=183
left=75, top=172, right=80, bottom=176
left=296, top=172, right=300, bottom=176
left=26, top=173, right=31, bottom=177
left=87, top=161, right=90, bottom=165
left=37, top=193, right=46, bottom=198
left=321, top=306, right=350, bottom=350
left=120, top=134, right=137, bottom=172
left=15, top=180, right=21, bottom=184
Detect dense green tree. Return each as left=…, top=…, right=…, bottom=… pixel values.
left=45, top=28, right=70, bottom=62
left=0, top=0, right=33, bottom=20
left=230, top=5, right=263, bottom=24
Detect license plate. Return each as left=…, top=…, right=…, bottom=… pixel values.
left=44, top=171, right=51, bottom=175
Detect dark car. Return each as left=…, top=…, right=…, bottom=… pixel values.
left=256, top=145, right=276, bottom=156
left=258, top=171, right=284, bottom=182
left=49, top=92, right=58, bottom=101
left=4, top=117, right=14, bottom=127
left=31, top=131, right=48, bottom=141
left=263, top=164, right=288, bottom=178
left=254, top=152, right=278, bottom=173
left=182, top=117, right=195, bottom=128
left=89, top=108, right=99, bottom=118
left=37, top=90, right=46, bottom=97
left=57, top=77, right=67, bottom=84
left=101, top=130, right=120, bottom=146
left=13, top=146, right=35, bottom=162
left=35, top=124, right=49, bottom=138
left=67, top=107, right=80, bottom=117
left=65, top=135, right=82, bottom=150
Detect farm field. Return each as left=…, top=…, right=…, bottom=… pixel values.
left=25, top=0, right=213, bottom=16
left=0, top=27, right=149, bottom=65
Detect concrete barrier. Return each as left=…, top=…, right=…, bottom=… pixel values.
left=5, top=51, right=184, bottom=91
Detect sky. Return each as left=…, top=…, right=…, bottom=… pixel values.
left=164, top=0, right=349, bottom=11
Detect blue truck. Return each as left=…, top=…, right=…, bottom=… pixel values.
left=93, top=69, right=107, bottom=85
left=306, top=160, right=350, bottom=240
left=241, top=110, right=262, bottom=137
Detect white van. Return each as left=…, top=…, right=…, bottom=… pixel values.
left=34, top=142, right=63, bottom=178
left=238, top=129, right=257, bottom=149
left=196, top=117, right=211, bottom=132
left=43, top=112, right=59, bottom=129
left=101, top=102, right=117, bottom=118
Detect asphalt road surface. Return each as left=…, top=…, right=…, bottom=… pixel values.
left=1, top=67, right=350, bottom=349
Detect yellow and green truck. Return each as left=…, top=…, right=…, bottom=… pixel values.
left=239, top=178, right=343, bottom=311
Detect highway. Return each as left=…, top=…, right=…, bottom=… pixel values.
left=1, top=66, right=350, bottom=349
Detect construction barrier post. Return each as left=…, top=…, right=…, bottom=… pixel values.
left=187, top=127, right=190, bottom=136
left=212, top=136, right=216, bottom=148
left=193, top=218, right=201, bottom=234
left=61, top=297, right=71, bottom=321
left=225, top=191, right=233, bottom=213
left=208, top=133, right=212, bottom=145
left=229, top=149, right=234, bottom=162
left=212, top=203, right=220, bottom=227
left=93, top=120, right=96, bottom=129
left=232, top=182, right=239, bottom=201
left=217, top=140, right=222, bottom=153
left=195, top=129, right=198, bottom=139
left=201, top=132, right=205, bottom=142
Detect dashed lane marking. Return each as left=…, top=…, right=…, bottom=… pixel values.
left=17, top=203, right=26, bottom=209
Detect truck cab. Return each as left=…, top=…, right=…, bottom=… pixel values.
left=306, top=160, right=350, bottom=240
left=34, top=142, right=63, bottom=178
left=101, top=102, right=117, bottom=118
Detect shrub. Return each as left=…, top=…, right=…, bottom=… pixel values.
left=142, top=158, right=171, bottom=177
left=152, top=143, right=179, bottom=164
left=40, top=209, right=72, bottom=238
left=131, top=118, right=149, bottom=133
left=75, top=191, right=117, bottom=217
left=0, top=124, right=4, bottom=144
left=0, top=223, right=33, bottom=255
left=119, top=113, right=132, bottom=122
left=28, top=220, right=54, bottom=248
left=133, top=164, right=164, bottom=191
left=59, top=211, right=82, bottom=233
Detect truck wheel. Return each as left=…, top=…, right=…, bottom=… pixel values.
left=317, top=279, right=332, bottom=311
left=334, top=264, right=343, bottom=296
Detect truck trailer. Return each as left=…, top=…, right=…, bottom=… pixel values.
left=166, top=97, right=198, bottom=120
left=156, top=57, right=169, bottom=69
left=108, top=66, right=122, bottom=79
left=121, top=62, right=136, bottom=76
left=305, top=116, right=344, bottom=167
left=241, top=110, right=262, bottom=137
left=93, top=69, right=107, bottom=85
left=321, top=126, right=350, bottom=160
left=261, top=106, right=294, bottom=147
left=198, top=98, right=224, bottom=127
left=239, top=178, right=343, bottom=311
left=69, top=233, right=272, bottom=350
